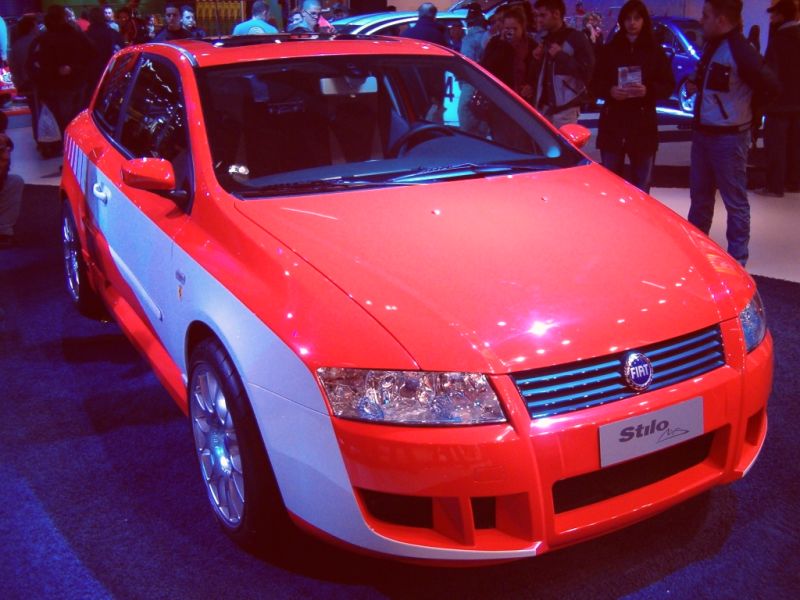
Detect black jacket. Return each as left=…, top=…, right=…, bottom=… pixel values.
left=764, top=21, right=800, bottom=114
left=401, top=16, right=446, bottom=46
left=86, top=23, right=123, bottom=91
left=590, top=32, right=674, bottom=154
left=27, top=24, right=95, bottom=94
left=481, top=33, right=539, bottom=98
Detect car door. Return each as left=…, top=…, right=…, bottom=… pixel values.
left=89, top=54, right=192, bottom=352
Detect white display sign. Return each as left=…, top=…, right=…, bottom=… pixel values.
left=599, top=396, right=704, bottom=467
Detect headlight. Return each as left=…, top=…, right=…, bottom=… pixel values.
left=739, top=292, right=767, bottom=353
left=316, top=368, right=506, bottom=425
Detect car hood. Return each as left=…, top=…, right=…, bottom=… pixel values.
left=235, top=164, right=750, bottom=373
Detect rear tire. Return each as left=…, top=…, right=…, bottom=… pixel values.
left=188, top=337, right=288, bottom=550
left=61, top=202, right=105, bottom=318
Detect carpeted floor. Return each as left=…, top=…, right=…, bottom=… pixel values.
left=1, top=186, right=798, bottom=599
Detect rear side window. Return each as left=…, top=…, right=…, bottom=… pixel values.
left=93, top=53, right=138, bottom=135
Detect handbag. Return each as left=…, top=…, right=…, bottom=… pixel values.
left=38, top=104, right=61, bottom=144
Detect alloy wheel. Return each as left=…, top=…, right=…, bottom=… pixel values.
left=190, top=365, right=245, bottom=527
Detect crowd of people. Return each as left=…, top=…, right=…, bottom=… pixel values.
left=402, top=0, right=796, bottom=267
left=1, top=0, right=798, bottom=267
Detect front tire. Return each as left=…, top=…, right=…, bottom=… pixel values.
left=189, top=337, right=288, bottom=549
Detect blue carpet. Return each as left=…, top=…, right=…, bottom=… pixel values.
left=1, top=186, right=798, bottom=599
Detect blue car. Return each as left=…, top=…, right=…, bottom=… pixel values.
left=652, top=17, right=703, bottom=113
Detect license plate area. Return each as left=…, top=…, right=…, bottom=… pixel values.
left=599, top=397, right=704, bottom=467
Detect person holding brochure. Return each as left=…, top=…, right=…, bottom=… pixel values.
left=589, top=0, right=674, bottom=192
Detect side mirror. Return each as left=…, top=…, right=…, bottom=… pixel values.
left=121, top=157, right=176, bottom=192
left=559, top=123, right=592, bottom=149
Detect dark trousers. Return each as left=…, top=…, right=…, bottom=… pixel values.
left=688, top=130, right=751, bottom=266
left=600, top=150, right=655, bottom=193
left=764, top=113, right=800, bottom=194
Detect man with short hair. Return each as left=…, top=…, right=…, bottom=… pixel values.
left=232, top=0, right=278, bottom=35
left=533, top=0, right=595, bottom=126
left=401, top=3, right=446, bottom=45
left=155, top=3, right=192, bottom=41
left=687, top=0, right=780, bottom=267
left=181, top=5, right=206, bottom=38
left=760, top=0, right=800, bottom=197
left=103, top=5, right=120, bottom=32
left=301, top=0, right=335, bottom=33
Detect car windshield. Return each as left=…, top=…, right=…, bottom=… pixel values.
left=198, top=54, right=584, bottom=197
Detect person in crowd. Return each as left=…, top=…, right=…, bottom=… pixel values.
left=533, top=0, right=595, bottom=126
left=760, top=0, right=800, bottom=197
left=155, top=4, right=192, bottom=41
left=65, top=7, right=80, bottom=31
left=331, top=3, right=348, bottom=21
left=401, top=3, right=446, bottom=45
left=141, top=14, right=157, bottom=42
left=27, top=5, right=95, bottom=137
left=286, top=10, right=305, bottom=31
left=458, top=6, right=489, bottom=134
left=583, top=12, right=604, bottom=55
left=590, top=0, right=674, bottom=193
left=103, top=5, right=120, bottom=32
left=0, top=131, right=24, bottom=249
left=9, top=15, right=38, bottom=105
left=301, top=0, right=335, bottom=33
left=461, top=5, right=488, bottom=62
left=575, top=1, right=586, bottom=17
left=482, top=5, right=539, bottom=105
left=117, top=6, right=138, bottom=44
left=746, top=24, right=761, bottom=53
left=0, top=16, right=8, bottom=64
left=233, top=1, right=278, bottom=35
left=86, top=6, right=122, bottom=96
left=181, top=5, right=206, bottom=38
left=687, top=0, right=780, bottom=267
left=448, top=21, right=465, bottom=51
left=75, top=10, right=91, bottom=32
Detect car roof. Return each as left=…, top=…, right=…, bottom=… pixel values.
left=136, top=34, right=456, bottom=68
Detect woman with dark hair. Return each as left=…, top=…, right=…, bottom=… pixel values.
left=589, top=0, right=674, bottom=192
left=481, top=5, right=539, bottom=105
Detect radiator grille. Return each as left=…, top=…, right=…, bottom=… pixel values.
left=513, top=326, right=725, bottom=419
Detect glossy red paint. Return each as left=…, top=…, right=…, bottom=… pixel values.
left=121, top=158, right=176, bottom=191
left=235, top=164, right=750, bottom=374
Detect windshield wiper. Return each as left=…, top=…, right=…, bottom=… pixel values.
left=386, top=161, right=564, bottom=183
left=235, top=176, right=410, bottom=198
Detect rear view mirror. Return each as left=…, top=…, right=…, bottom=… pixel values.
left=320, top=76, right=378, bottom=95
left=559, top=124, right=592, bottom=149
left=121, top=158, right=176, bottom=192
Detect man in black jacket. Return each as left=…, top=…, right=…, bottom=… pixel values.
left=533, top=0, right=595, bottom=126
left=761, top=0, right=800, bottom=197
left=402, top=3, right=446, bottom=46
left=687, top=0, right=780, bottom=267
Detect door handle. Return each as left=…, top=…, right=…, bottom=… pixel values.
left=92, top=182, right=110, bottom=205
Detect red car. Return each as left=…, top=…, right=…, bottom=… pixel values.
left=60, top=34, right=772, bottom=563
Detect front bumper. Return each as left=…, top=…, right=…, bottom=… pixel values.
left=326, top=327, right=772, bottom=561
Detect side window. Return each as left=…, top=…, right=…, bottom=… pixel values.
left=93, top=53, right=138, bottom=135
left=653, top=24, right=676, bottom=51
left=120, top=57, right=187, bottom=162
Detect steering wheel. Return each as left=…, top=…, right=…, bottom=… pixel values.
left=388, top=123, right=455, bottom=157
